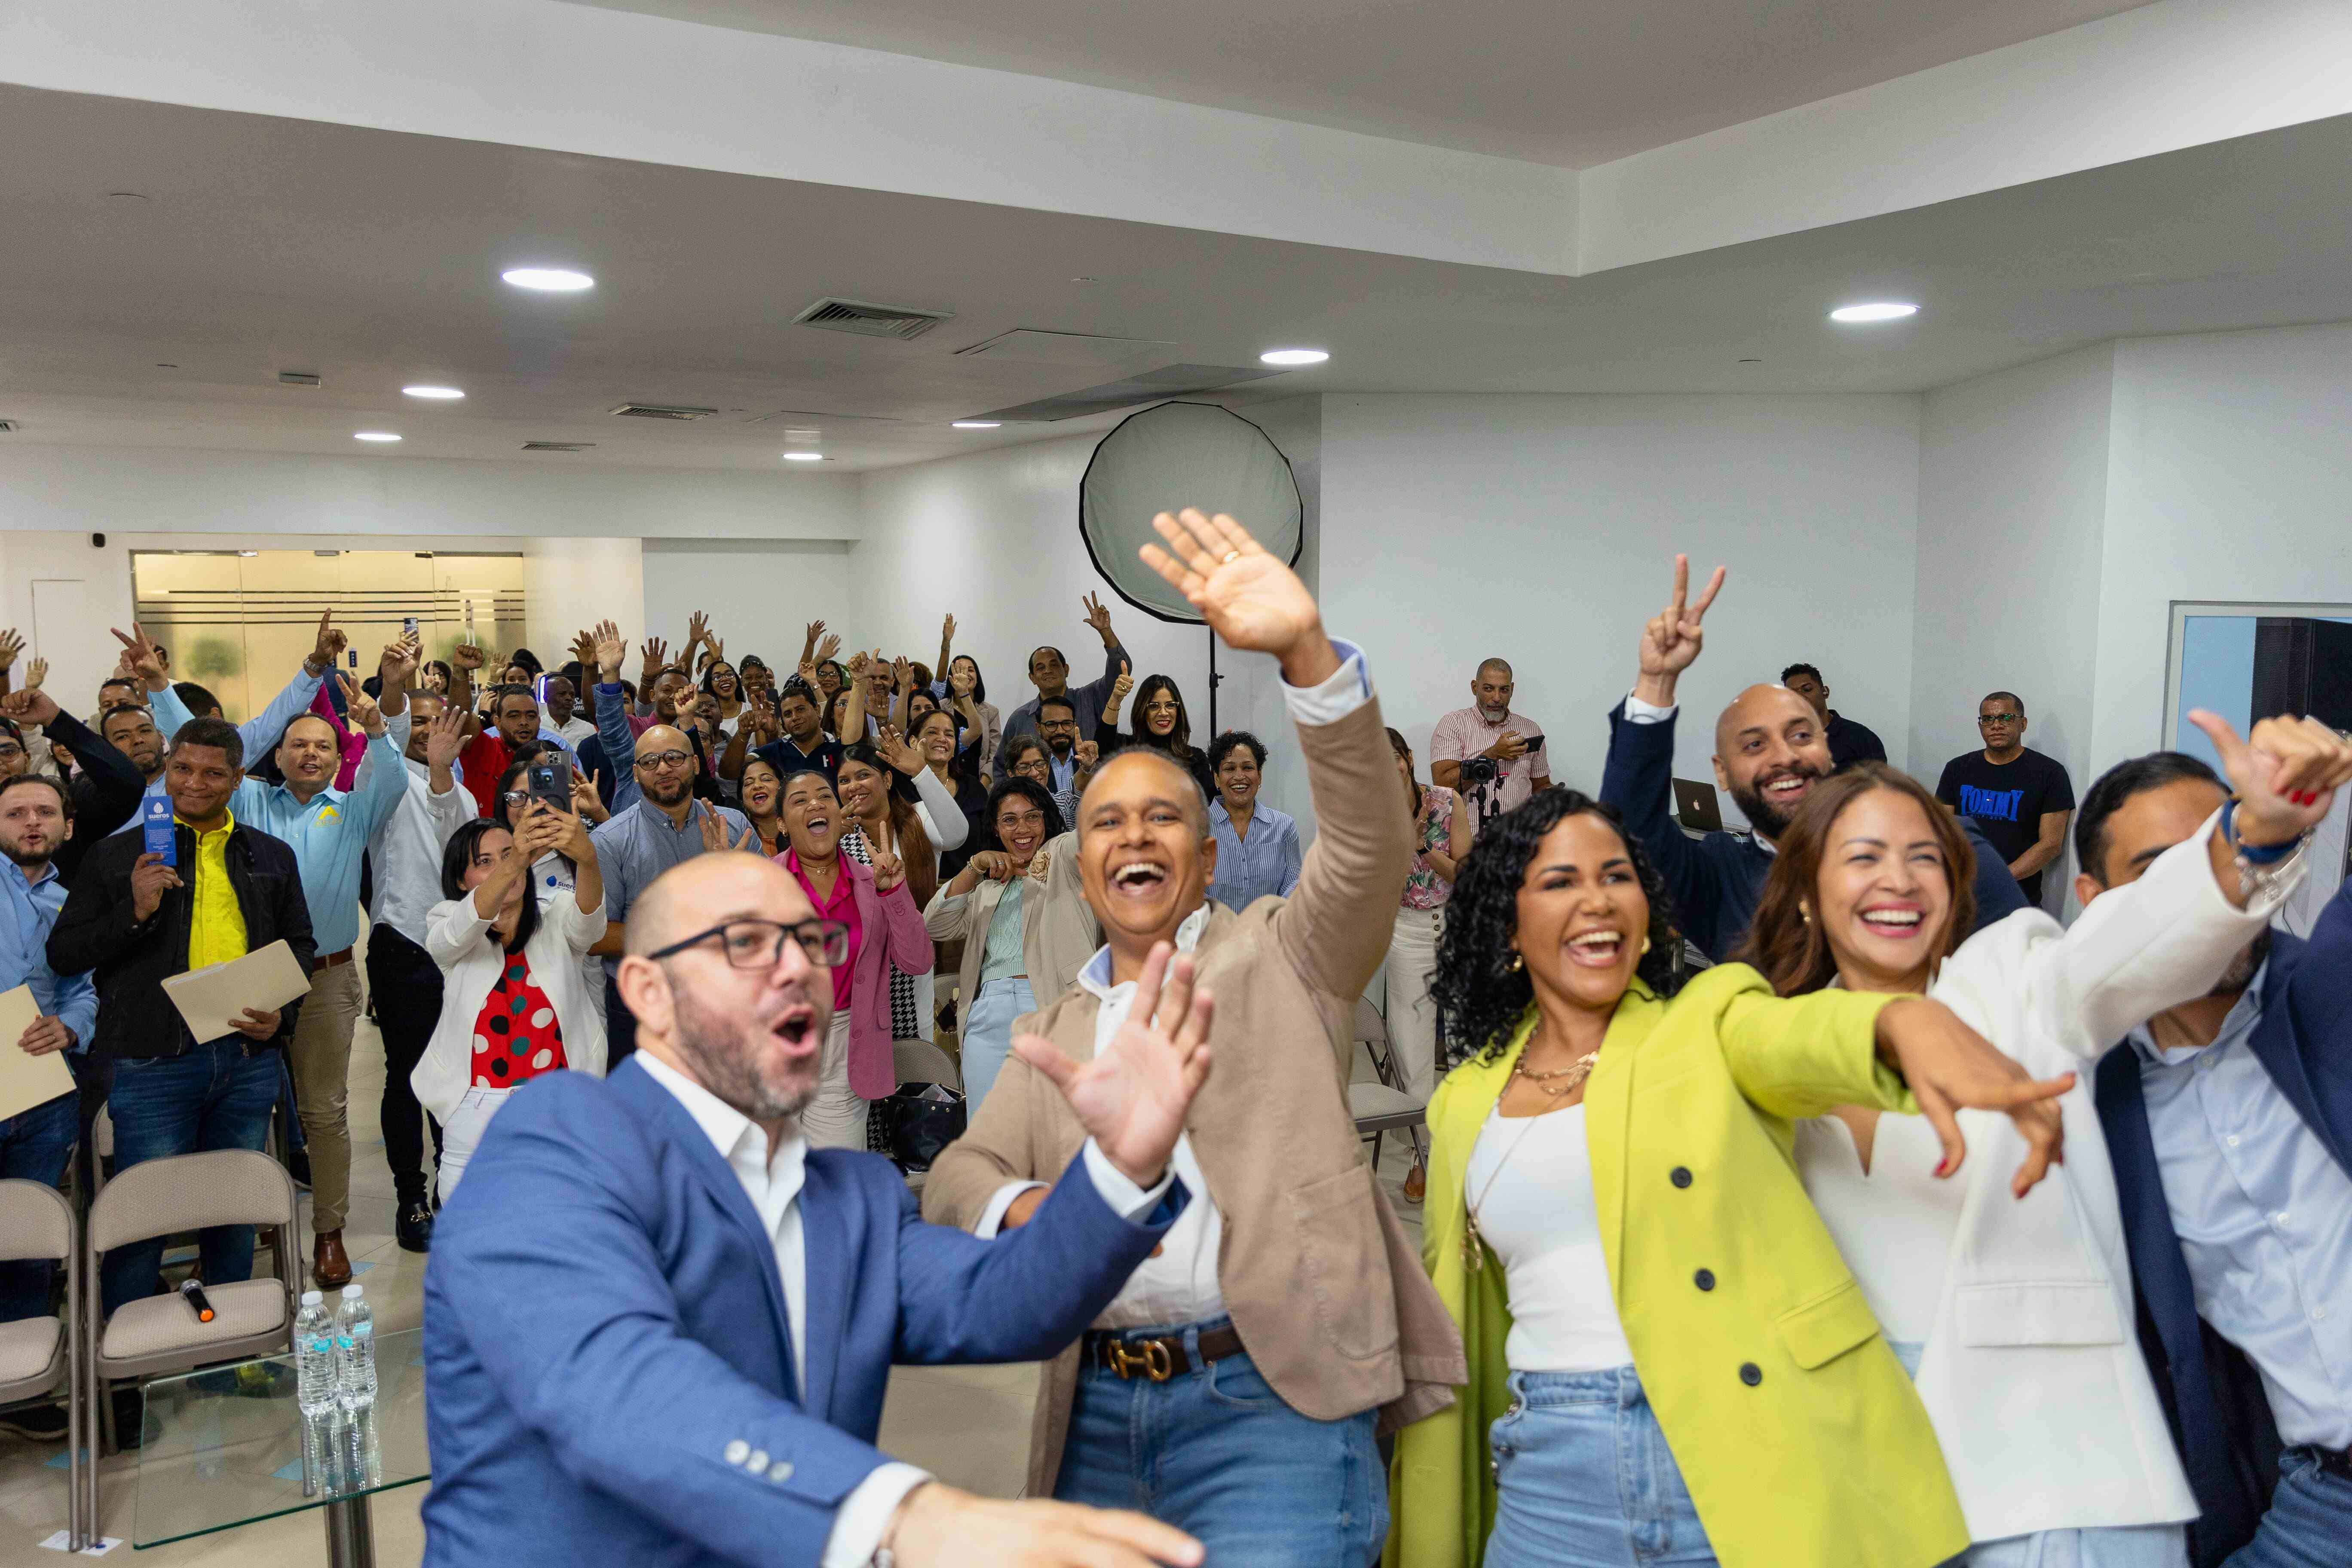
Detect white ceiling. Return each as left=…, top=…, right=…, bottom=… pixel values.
left=563, top=0, right=2156, bottom=165
left=4, top=82, right=2350, bottom=473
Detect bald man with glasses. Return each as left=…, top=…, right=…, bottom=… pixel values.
left=588, top=723, right=752, bottom=1063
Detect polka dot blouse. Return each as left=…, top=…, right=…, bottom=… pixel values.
left=471, top=952, right=570, bottom=1088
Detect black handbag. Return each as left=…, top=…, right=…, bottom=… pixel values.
left=877, top=1083, right=968, bottom=1171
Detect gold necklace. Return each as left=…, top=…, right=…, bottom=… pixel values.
left=1460, top=1040, right=1601, bottom=1270
left=1512, top=1051, right=1601, bottom=1098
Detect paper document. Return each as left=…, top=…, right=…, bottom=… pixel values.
left=0, top=985, right=79, bottom=1122
left=159, top=940, right=313, bottom=1044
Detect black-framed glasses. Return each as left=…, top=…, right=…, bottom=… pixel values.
left=647, top=918, right=849, bottom=970
left=635, top=749, right=694, bottom=770
left=1978, top=714, right=2023, bottom=726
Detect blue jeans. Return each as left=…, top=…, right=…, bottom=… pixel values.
left=2221, top=1452, right=2352, bottom=1568
left=1887, top=1342, right=2187, bottom=1568
left=102, top=1043, right=282, bottom=1317
left=0, top=1089, right=78, bottom=1322
left=1054, top=1317, right=1386, bottom=1567
left=961, top=976, right=1035, bottom=1113
left=1486, top=1366, right=1717, bottom=1568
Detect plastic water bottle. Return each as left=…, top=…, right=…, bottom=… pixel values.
left=334, top=1286, right=381, bottom=1487
left=335, top=1286, right=377, bottom=1407
left=294, top=1291, right=338, bottom=1492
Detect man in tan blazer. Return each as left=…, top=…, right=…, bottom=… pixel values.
left=924, top=508, right=1465, bottom=1565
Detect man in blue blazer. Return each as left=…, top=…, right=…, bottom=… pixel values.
left=2080, top=746, right=2352, bottom=1568
left=1597, top=555, right=2025, bottom=960
left=424, top=847, right=1213, bottom=1568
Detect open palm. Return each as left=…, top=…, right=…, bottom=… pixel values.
left=1138, top=510, right=1315, bottom=656
left=1014, top=943, right=1213, bottom=1188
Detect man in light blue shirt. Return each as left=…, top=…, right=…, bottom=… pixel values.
left=2081, top=747, right=2352, bottom=1567
left=216, top=657, right=408, bottom=1291
left=124, top=617, right=332, bottom=827
left=0, top=772, right=96, bottom=1439
left=1203, top=731, right=1301, bottom=912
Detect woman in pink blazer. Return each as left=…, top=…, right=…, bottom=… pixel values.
left=773, top=766, right=934, bottom=1148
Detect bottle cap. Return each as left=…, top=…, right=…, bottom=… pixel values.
left=301, top=1289, right=323, bottom=1305
left=345, top=1285, right=364, bottom=1300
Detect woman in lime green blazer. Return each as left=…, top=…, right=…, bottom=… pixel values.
left=1384, top=790, right=2071, bottom=1568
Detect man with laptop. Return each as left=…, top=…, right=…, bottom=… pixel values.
left=1599, top=556, right=2026, bottom=960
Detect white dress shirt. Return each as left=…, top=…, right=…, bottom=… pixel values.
left=635, top=1049, right=1170, bottom=1563
left=972, top=639, right=1376, bottom=1331
left=369, top=722, right=478, bottom=947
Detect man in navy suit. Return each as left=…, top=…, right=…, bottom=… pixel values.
left=2080, top=738, right=2352, bottom=1568
left=423, top=847, right=1213, bottom=1568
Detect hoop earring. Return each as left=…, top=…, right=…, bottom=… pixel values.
left=1507, top=951, right=1524, bottom=973
left=1640, top=936, right=1652, bottom=956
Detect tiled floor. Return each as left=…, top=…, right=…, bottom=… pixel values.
left=0, top=975, right=1429, bottom=1563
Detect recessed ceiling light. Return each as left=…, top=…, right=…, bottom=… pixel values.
left=951, top=421, right=1001, bottom=429
left=403, top=384, right=464, bottom=400
left=354, top=432, right=402, bottom=442
left=1828, top=302, right=1919, bottom=323
left=1260, top=348, right=1329, bottom=366
left=782, top=451, right=826, bottom=462
left=237, top=550, right=259, bottom=557
left=500, top=267, right=594, bottom=292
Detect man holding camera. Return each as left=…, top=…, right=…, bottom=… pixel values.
left=1430, top=656, right=1550, bottom=829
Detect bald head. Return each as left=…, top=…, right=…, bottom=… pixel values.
left=1714, top=685, right=1815, bottom=758
left=627, top=850, right=812, bottom=957
left=1081, top=747, right=1211, bottom=839
left=632, top=723, right=698, bottom=809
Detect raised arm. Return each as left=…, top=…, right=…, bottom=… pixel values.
left=1136, top=510, right=1408, bottom=1002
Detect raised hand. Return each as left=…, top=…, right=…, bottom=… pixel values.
left=1080, top=591, right=1115, bottom=642
left=696, top=802, right=730, bottom=853
left=640, top=637, right=668, bottom=678
left=23, top=657, right=46, bottom=693
left=569, top=769, right=610, bottom=825
left=110, top=623, right=167, bottom=689
left=310, top=610, right=349, bottom=671
left=131, top=851, right=184, bottom=924
left=939, top=612, right=956, bottom=648
left=814, top=632, right=841, bottom=666
left=452, top=638, right=486, bottom=673
left=876, top=725, right=925, bottom=776
left=425, top=702, right=467, bottom=771
left=1108, top=660, right=1133, bottom=706
left=2, top=687, right=59, bottom=729
left=686, top=609, right=711, bottom=649
left=379, top=635, right=420, bottom=691
left=2193, top=710, right=2352, bottom=847
left=870, top=848, right=905, bottom=892
left=1013, top=943, right=1213, bottom=1189
left=1075, top=738, right=1100, bottom=769
left=846, top=649, right=871, bottom=679
left=569, top=628, right=599, bottom=668
left=1876, top=997, right=2075, bottom=1198
left=338, top=672, right=385, bottom=737
left=892, top=655, right=914, bottom=694
left=1138, top=510, right=1334, bottom=685
left=0, top=628, right=21, bottom=669
left=802, top=619, right=827, bottom=657
left=1635, top=554, right=1725, bottom=704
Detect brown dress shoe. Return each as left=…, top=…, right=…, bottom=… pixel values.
left=1403, top=1163, right=1427, bottom=1205
left=312, top=1229, right=354, bottom=1289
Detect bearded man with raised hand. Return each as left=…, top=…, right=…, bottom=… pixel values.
left=925, top=508, right=1464, bottom=1567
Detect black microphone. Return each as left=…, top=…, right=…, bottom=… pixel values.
left=180, top=1278, right=215, bottom=1323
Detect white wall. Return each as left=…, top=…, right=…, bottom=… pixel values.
left=2092, top=322, right=2352, bottom=766
left=1318, top=392, right=1924, bottom=830
left=640, top=538, right=851, bottom=675
left=1912, top=343, right=2113, bottom=856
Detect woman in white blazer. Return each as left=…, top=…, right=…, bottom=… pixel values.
left=413, top=803, right=609, bottom=1199
left=1736, top=723, right=2345, bottom=1567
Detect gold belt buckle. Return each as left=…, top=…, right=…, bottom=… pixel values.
left=1104, top=1338, right=1175, bottom=1382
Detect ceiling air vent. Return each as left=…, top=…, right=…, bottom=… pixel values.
left=609, top=403, right=718, bottom=420
left=278, top=371, right=321, bottom=387
left=793, top=298, right=954, bottom=341
left=522, top=441, right=596, bottom=452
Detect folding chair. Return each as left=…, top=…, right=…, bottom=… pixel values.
left=0, top=1179, right=85, bottom=1548
left=81, top=1148, right=299, bottom=1485
left=1348, top=996, right=1428, bottom=1173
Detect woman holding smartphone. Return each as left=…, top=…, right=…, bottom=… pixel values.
left=414, top=803, right=607, bottom=1197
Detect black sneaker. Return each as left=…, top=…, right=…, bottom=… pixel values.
left=396, top=1198, right=434, bottom=1253
left=0, top=1403, right=67, bottom=1442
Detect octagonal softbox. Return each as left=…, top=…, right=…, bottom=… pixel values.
left=1079, top=402, right=1303, bottom=623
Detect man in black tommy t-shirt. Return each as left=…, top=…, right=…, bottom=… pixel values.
left=1935, top=689, right=2076, bottom=905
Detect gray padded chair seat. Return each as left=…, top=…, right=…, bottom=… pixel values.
left=0, top=1315, right=64, bottom=1403
left=99, top=1280, right=289, bottom=1374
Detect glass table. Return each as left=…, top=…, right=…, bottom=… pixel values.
left=135, top=1327, right=427, bottom=1566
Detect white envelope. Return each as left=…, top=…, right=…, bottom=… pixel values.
left=159, top=940, right=315, bottom=1044
left=0, top=984, right=79, bottom=1123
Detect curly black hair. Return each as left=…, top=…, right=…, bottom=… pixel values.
left=1431, top=787, right=1685, bottom=1065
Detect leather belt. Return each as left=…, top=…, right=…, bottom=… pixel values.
left=1083, top=1323, right=1244, bottom=1382
left=315, top=948, right=355, bottom=970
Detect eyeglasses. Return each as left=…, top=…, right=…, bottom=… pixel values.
left=1014, top=761, right=1050, bottom=780
left=0, top=744, right=24, bottom=760
left=1143, top=700, right=1181, bottom=715
left=635, top=749, right=694, bottom=770
left=996, top=808, right=1047, bottom=832
left=1039, top=717, right=1079, bottom=731
left=1978, top=714, right=2022, bottom=726
left=647, top=917, right=849, bottom=970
